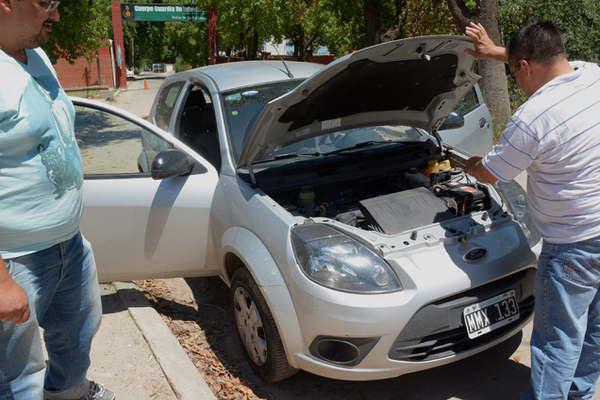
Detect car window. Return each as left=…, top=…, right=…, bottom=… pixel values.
left=222, top=80, right=303, bottom=159
left=177, top=85, right=221, bottom=171
left=453, top=87, right=480, bottom=117
left=75, top=105, right=172, bottom=176
left=155, top=82, right=185, bottom=131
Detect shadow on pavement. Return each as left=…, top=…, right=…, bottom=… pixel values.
left=100, top=292, right=128, bottom=314
left=145, top=276, right=531, bottom=400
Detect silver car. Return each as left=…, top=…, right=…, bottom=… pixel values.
left=439, top=83, right=493, bottom=156
left=76, top=35, right=539, bottom=383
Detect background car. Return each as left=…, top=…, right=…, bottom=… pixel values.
left=152, top=63, right=166, bottom=73
left=75, top=35, right=539, bottom=383
left=439, top=83, right=493, bottom=156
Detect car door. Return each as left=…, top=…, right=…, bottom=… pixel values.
left=72, top=97, right=219, bottom=282
left=438, top=85, right=493, bottom=156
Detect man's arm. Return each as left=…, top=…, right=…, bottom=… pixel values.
left=0, top=257, right=30, bottom=324
left=465, top=22, right=508, bottom=63
left=464, top=156, right=498, bottom=184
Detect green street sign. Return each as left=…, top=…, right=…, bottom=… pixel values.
left=121, top=4, right=207, bottom=22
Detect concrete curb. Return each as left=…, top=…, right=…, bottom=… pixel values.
left=104, top=89, right=121, bottom=102
left=112, top=281, right=216, bottom=400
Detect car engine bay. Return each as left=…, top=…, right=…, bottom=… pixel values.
left=266, top=160, right=493, bottom=234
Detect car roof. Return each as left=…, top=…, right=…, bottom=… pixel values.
left=168, top=60, right=325, bottom=92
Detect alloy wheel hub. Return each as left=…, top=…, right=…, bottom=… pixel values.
left=233, top=286, right=268, bottom=366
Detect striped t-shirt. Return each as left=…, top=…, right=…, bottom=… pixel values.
left=483, top=61, right=600, bottom=244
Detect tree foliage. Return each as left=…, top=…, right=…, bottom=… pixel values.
left=43, top=0, right=112, bottom=63
left=499, top=0, right=600, bottom=62
left=399, top=0, right=458, bottom=37
left=45, top=0, right=599, bottom=79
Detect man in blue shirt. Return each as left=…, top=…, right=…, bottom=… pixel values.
left=0, top=1, right=114, bottom=399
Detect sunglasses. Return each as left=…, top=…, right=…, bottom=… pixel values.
left=504, top=63, right=515, bottom=80
left=40, top=1, right=60, bottom=12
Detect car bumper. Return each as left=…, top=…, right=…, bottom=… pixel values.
left=286, top=267, right=535, bottom=380
left=292, top=319, right=528, bottom=381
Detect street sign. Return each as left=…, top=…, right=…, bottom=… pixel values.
left=121, top=4, right=207, bottom=22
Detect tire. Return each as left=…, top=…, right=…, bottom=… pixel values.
left=231, top=268, right=297, bottom=382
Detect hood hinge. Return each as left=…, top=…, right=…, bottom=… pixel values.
left=431, top=127, right=446, bottom=157
left=248, top=162, right=257, bottom=186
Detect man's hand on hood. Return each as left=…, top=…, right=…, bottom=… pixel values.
left=465, top=22, right=508, bottom=63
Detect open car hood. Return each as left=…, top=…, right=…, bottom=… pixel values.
left=237, top=35, right=480, bottom=168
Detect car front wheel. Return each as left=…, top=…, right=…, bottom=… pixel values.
left=231, top=268, right=297, bottom=382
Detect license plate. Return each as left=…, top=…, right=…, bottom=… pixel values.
left=463, top=290, right=519, bottom=339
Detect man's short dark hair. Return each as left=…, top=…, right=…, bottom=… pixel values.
left=508, top=21, right=566, bottom=64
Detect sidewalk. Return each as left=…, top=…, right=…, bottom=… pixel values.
left=104, top=75, right=164, bottom=118
left=87, top=284, right=176, bottom=400
left=85, top=283, right=216, bottom=400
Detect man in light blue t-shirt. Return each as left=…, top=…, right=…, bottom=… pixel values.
left=0, top=2, right=113, bottom=399
left=464, top=21, right=600, bottom=400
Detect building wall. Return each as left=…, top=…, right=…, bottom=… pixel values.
left=54, top=46, right=115, bottom=90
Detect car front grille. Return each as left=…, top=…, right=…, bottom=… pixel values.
left=388, top=268, right=535, bottom=362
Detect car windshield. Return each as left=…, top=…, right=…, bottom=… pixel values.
left=222, top=81, right=429, bottom=165
left=222, top=80, right=303, bottom=160
left=268, top=125, right=426, bottom=159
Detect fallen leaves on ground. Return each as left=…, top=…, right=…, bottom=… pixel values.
left=135, top=279, right=262, bottom=400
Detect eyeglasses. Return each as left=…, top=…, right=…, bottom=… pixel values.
left=505, top=59, right=527, bottom=81
left=40, top=1, right=60, bottom=12
left=505, top=63, right=517, bottom=80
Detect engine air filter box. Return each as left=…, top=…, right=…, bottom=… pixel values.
left=359, top=187, right=454, bottom=234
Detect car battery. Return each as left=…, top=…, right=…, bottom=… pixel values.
left=432, top=182, right=488, bottom=216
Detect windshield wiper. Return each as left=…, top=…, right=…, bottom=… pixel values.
left=253, top=152, right=321, bottom=164
left=323, top=140, right=399, bottom=156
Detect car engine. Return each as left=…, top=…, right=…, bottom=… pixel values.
left=270, top=165, right=491, bottom=234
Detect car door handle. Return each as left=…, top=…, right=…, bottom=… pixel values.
left=479, top=118, right=487, bottom=128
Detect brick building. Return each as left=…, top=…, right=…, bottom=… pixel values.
left=54, top=45, right=116, bottom=90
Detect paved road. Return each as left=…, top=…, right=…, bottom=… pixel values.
left=107, top=76, right=164, bottom=118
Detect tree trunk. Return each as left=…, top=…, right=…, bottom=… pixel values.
left=298, top=29, right=306, bottom=60
left=249, top=28, right=259, bottom=59
left=382, top=0, right=407, bottom=41
left=364, top=0, right=380, bottom=46
left=447, top=0, right=512, bottom=137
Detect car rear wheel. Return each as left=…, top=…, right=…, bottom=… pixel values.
left=231, top=268, right=297, bottom=382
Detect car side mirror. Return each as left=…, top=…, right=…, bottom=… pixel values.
left=439, top=112, right=465, bottom=130
left=151, top=149, right=195, bottom=180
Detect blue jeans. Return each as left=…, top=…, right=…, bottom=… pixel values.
left=524, top=236, right=600, bottom=400
left=0, top=233, right=101, bottom=400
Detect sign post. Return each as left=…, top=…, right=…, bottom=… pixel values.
left=121, top=4, right=207, bottom=22
left=115, top=3, right=216, bottom=75
left=111, top=1, right=127, bottom=89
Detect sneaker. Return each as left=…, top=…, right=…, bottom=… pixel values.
left=80, top=381, right=115, bottom=400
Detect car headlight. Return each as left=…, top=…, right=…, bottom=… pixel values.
left=494, top=180, right=541, bottom=247
left=291, top=224, right=402, bottom=294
